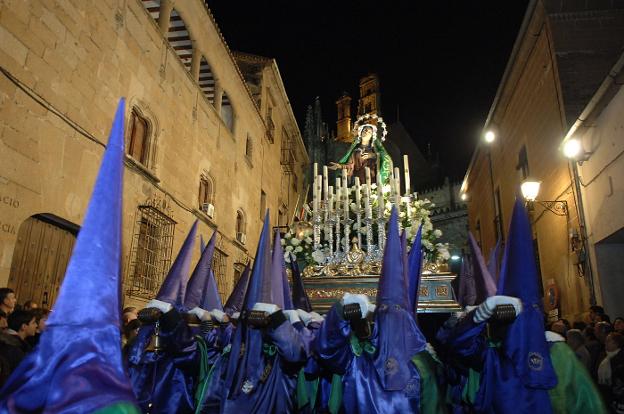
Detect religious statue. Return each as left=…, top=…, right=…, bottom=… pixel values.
left=329, top=123, right=392, bottom=185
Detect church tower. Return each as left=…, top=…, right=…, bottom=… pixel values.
left=335, top=93, right=352, bottom=143
left=357, top=74, right=381, bottom=118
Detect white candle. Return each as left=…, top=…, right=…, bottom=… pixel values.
left=393, top=167, right=401, bottom=207
left=313, top=163, right=318, bottom=182
left=317, top=175, right=323, bottom=213
left=364, top=184, right=371, bottom=218
left=313, top=175, right=318, bottom=213
left=342, top=169, right=349, bottom=217
left=328, top=186, right=334, bottom=213
left=354, top=177, right=361, bottom=206
left=403, top=155, right=410, bottom=195
left=377, top=172, right=384, bottom=217
left=323, top=165, right=329, bottom=201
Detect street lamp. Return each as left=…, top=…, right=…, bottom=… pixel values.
left=484, top=130, right=496, bottom=144
left=520, top=178, right=568, bottom=216
left=483, top=128, right=500, bottom=241
left=561, top=137, right=592, bottom=162
left=460, top=192, right=468, bottom=202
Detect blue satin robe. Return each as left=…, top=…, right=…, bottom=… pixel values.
left=220, top=318, right=307, bottom=414
left=436, top=311, right=553, bottom=414
left=196, top=323, right=235, bottom=414
left=315, top=304, right=422, bottom=414
left=127, top=318, right=199, bottom=414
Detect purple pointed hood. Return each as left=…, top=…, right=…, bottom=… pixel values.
left=184, top=231, right=217, bottom=310
left=468, top=232, right=497, bottom=304
left=270, top=229, right=287, bottom=309
left=290, top=257, right=312, bottom=312
left=156, top=220, right=198, bottom=305
left=487, top=237, right=502, bottom=283
left=374, top=207, right=427, bottom=391
left=407, top=225, right=423, bottom=313
left=0, top=99, right=137, bottom=411
left=224, top=264, right=250, bottom=315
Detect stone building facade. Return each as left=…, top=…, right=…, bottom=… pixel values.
left=461, top=0, right=624, bottom=319
left=0, top=0, right=308, bottom=308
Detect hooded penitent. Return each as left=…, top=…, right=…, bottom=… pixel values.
left=184, top=231, right=220, bottom=311
left=156, top=220, right=198, bottom=307
left=224, top=264, right=250, bottom=316
left=271, top=229, right=292, bottom=310
left=476, top=199, right=557, bottom=412
left=487, top=237, right=502, bottom=282
left=0, top=99, right=139, bottom=413
left=468, top=232, right=497, bottom=305
left=290, top=256, right=312, bottom=312
left=374, top=208, right=427, bottom=391
left=407, top=225, right=423, bottom=314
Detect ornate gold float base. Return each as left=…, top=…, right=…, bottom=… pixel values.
left=301, top=267, right=461, bottom=314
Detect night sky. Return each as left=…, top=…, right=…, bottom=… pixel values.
left=209, top=0, right=529, bottom=180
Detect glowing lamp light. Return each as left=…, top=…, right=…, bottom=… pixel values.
left=460, top=193, right=468, bottom=201
left=562, top=138, right=582, bottom=159
left=521, top=180, right=541, bottom=202
left=484, top=130, right=496, bottom=144
left=450, top=255, right=461, bottom=261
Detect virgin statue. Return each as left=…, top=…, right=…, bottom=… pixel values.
left=329, top=123, right=392, bottom=185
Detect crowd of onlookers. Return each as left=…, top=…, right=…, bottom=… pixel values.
left=548, top=305, right=624, bottom=411
left=0, top=288, right=50, bottom=386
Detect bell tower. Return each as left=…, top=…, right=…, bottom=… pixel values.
left=336, top=93, right=352, bottom=143
left=357, top=74, right=380, bottom=118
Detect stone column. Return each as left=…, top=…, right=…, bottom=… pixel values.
left=190, top=41, right=201, bottom=81
left=158, top=0, right=174, bottom=35
left=214, top=80, right=223, bottom=112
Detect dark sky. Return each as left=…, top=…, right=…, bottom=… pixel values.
left=209, top=1, right=528, bottom=180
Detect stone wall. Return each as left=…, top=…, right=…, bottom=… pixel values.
left=0, top=0, right=307, bottom=308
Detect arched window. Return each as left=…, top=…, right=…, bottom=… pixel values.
left=168, top=9, right=192, bottom=71
left=245, top=135, right=253, bottom=160
left=198, top=56, right=215, bottom=105
left=221, top=91, right=234, bottom=132
left=236, top=210, right=246, bottom=244
left=198, top=175, right=214, bottom=208
left=128, top=108, right=150, bottom=166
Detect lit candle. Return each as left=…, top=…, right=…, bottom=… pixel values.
left=377, top=172, right=384, bottom=217
left=354, top=177, right=361, bottom=206
left=393, top=167, right=401, bottom=207
left=403, top=155, right=410, bottom=195
left=328, top=186, right=334, bottom=213
left=364, top=183, right=371, bottom=218
left=313, top=175, right=318, bottom=214
left=313, top=163, right=318, bottom=182
left=323, top=165, right=329, bottom=201
left=342, top=169, right=349, bottom=217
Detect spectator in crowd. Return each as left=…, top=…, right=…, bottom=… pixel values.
left=27, top=308, right=50, bottom=348
left=22, top=300, right=38, bottom=311
left=573, top=320, right=587, bottom=331
left=0, top=310, right=7, bottom=332
left=122, top=306, right=138, bottom=326
left=614, top=317, right=624, bottom=335
left=590, top=305, right=606, bottom=323
left=597, top=313, right=612, bottom=324
left=0, top=288, right=17, bottom=316
left=590, top=321, right=614, bottom=379
left=0, top=310, right=37, bottom=376
left=566, top=328, right=592, bottom=372
left=551, top=318, right=570, bottom=336
left=597, top=332, right=624, bottom=413
left=121, top=318, right=141, bottom=357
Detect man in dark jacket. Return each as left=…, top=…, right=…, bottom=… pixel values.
left=0, top=310, right=37, bottom=384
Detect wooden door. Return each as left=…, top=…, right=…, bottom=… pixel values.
left=8, top=216, right=76, bottom=308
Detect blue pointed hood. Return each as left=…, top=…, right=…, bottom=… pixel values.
left=0, top=99, right=137, bottom=411
left=201, top=270, right=222, bottom=311
left=468, top=232, right=497, bottom=304
left=184, top=231, right=217, bottom=310
left=497, top=199, right=557, bottom=389
left=200, top=235, right=206, bottom=253
left=374, top=207, right=426, bottom=391
left=270, top=229, right=286, bottom=309
left=157, top=220, right=198, bottom=305
left=407, top=225, right=423, bottom=313
left=225, top=211, right=274, bottom=398
left=290, top=257, right=312, bottom=312
left=224, top=264, right=250, bottom=316
left=458, top=254, right=476, bottom=307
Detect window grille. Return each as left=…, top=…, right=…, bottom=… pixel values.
left=126, top=205, right=176, bottom=298
left=212, top=247, right=228, bottom=301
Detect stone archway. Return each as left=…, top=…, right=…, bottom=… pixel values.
left=7, top=214, right=78, bottom=308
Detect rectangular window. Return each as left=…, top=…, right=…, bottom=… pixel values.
left=260, top=190, right=267, bottom=220
left=129, top=111, right=149, bottom=165
left=517, top=145, right=529, bottom=180
left=127, top=205, right=176, bottom=298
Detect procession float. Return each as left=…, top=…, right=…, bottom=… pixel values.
left=286, top=114, right=461, bottom=313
